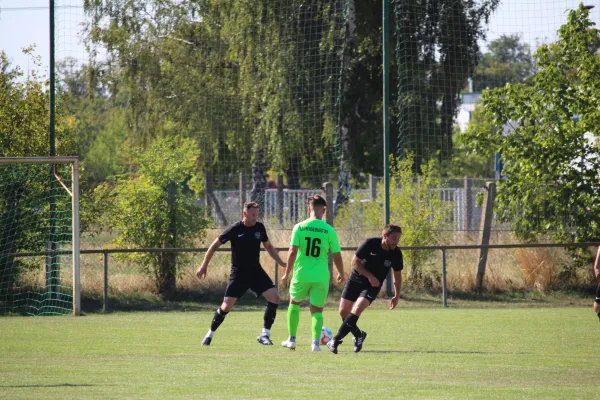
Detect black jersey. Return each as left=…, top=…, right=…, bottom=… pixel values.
left=219, top=221, right=268, bottom=275
left=349, top=237, right=403, bottom=285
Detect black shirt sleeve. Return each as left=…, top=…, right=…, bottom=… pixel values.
left=259, top=223, right=268, bottom=243
left=355, top=238, right=371, bottom=260
left=392, top=250, right=404, bottom=271
left=218, top=224, right=235, bottom=244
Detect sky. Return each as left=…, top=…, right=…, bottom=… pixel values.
left=1, top=0, right=599, bottom=77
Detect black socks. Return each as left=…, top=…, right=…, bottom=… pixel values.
left=334, top=313, right=360, bottom=341
left=210, top=307, right=229, bottom=331
left=264, top=302, right=278, bottom=330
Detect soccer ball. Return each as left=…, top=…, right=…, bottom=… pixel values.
left=320, top=326, right=333, bottom=345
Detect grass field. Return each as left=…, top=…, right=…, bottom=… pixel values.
left=2, top=306, right=599, bottom=399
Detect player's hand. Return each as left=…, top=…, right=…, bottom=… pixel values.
left=195, top=266, right=207, bottom=280
left=336, top=271, right=344, bottom=283
left=280, top=262, right=287, bottom=268
left=281, top=273, right=290, bottom=286
left=389, top=296, right=400, bottom=310
left=595, top=269, right=600, bottom=279
left=368, top=276, right=380, bottom=287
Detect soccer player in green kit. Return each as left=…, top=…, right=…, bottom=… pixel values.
left=280, top=195, right=345, bottom=351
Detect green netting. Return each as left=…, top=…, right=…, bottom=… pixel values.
left=0, top=163, right=74, bottom=316
left=393, top=0, right=599, bottom=169
left=54, top=0, right=348, bottom=229
left=50, top=0, right=600, bottom=245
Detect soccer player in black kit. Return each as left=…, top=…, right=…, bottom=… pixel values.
left=327, top=224, right=403, bottom=354
left=196, top=202, right=287, bottom=346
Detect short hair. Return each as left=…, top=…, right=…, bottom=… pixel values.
left=308, top=194, right=327, bottom=207
left=244, top=202, right=260, bottom=211
left=382, top=224, right=402, bottom=236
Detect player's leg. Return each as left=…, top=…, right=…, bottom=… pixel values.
left=309, top=303, right=324, bottom=351
left=339, top=298, right=353, bottom=320
left=202, top=278, right=245, bottom=346
left=594, top=283, right=600, bottom=322
left=308, top=281, right=329, bottom=351
left=348, top=295, right=375, bottom=353
left=348, top=286, right=380, bottom=352
left=328, top=284, right=377, bottom=354
left=282, top=282, right=309, bottom=349
left=339, top=280, right=361, bottom=338
left=253, top=269, right=280, bottom=345
left=328, top=281, right=360, bottom=353
left=202, top=296, right=238, bottom=345
left=332, top=297, right=369, bottom=341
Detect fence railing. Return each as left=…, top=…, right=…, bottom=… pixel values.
left=22, top=241, right=594, bottom=311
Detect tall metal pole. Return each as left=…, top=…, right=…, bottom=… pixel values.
left=383, top=1, right=390, bottom=226
left=383, top=0, right=393, bottom=296
left=50, top=0, right=56, bottom=156
left=46, top=0, right=59, bottom=310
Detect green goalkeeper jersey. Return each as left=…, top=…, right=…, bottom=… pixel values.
left=290, top=217, right=341, bottom=283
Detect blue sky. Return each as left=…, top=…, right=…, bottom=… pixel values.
left=1, top=0, right=599, bottom=76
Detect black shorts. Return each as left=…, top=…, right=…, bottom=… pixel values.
left=595, top=283, right=600, bottom=304
left=224, top=267, right=275, bottom=299
left=341, top=279, right=381, bottom=304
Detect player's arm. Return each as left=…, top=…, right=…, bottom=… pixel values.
left=594, top=245, right=600, bottom=279
left=333, top=252, right=344, bottom=283
left=351, top=255, right=379, bottom=287
left=263, top=240, right=286, bottom=267
left=329, top=229, right=344, bottom=283
left=195, top=238, right=223, bottom=280
left=281, top=245, right=298, bottom=284
left=389, top=270, right=402, bottom=310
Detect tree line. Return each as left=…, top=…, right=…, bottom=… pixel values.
left=1, top=2, right=598, bottom=297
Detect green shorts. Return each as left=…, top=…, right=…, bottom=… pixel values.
left=289, top=280, right=329, bottom=307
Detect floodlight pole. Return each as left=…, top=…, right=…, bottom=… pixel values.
left=383, top=0, right=393, bottom=296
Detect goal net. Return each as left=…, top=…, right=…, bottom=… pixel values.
left=0, top=157, right=80, bottom=316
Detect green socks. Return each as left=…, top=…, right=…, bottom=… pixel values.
left=287, top=305, right=324, bottom=341
left=287, top=303, right=300, bottom=337
left=311, top=312, right=323, bottom=341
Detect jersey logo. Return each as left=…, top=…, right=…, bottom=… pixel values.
left=254, top=232, right=261, bottom=239
left=370, top=252, right=377, bottom=256
left=238, top=234, right=244, bottom=237
left=384, top=260, right=392, bottom=267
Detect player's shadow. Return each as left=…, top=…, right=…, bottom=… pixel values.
left=361, top=350, right=531, bottom=355
left=0, top=383, right=102, bottom=388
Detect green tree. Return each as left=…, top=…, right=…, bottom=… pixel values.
left=204, top=0, right=346, bottom=191
left=84, top=0, right=244, bottom=181
left=83, top=0, right=346, bottom=201
left=0, top=48, right=75, bottom=156
left=461, top=5, right=600, bottom=242
left=335, top=154, right=452, bottom=286
left=57, top=58, right=128, bottom=185
left=472, top=34, right=535, bottom=91
left=443, top=110, right=496, bottom=178
left=91, top=136, right=210, bottom=298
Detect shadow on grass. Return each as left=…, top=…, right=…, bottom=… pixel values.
left=1, top=383, right=102, bottom=388
left=361, top=349, right=532, bottom=355
left=82, top=287, right=350, bottom=314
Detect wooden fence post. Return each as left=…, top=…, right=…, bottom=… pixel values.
left=475, top=181, right=496, bottom=291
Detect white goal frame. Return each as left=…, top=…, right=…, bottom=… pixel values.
left=0, top=157, right=80, bottom=316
